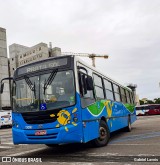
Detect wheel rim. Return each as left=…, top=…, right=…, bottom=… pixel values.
left=99, top=126, right=107, bottom=141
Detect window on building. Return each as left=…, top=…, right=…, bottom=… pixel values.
left=39, top=47, right=41, bottom=51
left=12, top=58, right=14, bottom=61
left=13, top=68, right=15, bottom=70
left=113, top=84, right=121, bottom=102
left=104, top=79, right=114, bottom=100
left=23, top=53, right=26, bottom=57
left=20, top=55, right=22, bottom=58
left=93, top=74, right=104, bottom=99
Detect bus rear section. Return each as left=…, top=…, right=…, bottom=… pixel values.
left=0, top=110, right=12, bottom=128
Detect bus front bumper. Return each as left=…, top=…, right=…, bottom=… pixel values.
left=12, top=123, right=83, bottom=144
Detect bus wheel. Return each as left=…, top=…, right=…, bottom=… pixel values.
left=92, top=120, right=110, bottom=147
left=125, top=116, right=131, bottom=132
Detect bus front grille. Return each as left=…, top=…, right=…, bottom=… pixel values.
left=21, top=109, right=60, bottom=124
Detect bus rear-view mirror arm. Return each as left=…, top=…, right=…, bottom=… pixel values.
left=0, top=77, right=13, bottom=94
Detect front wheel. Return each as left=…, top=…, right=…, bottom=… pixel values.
left=92, top=120, right=110, bottom=147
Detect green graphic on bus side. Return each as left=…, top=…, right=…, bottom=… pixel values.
left=87, top=100, right=134, bottom=116
left=124, top=104, right=135, bottom=114
left=87, top=102, right=104, bottom=115
left=87, top=100, right=114, bottom=116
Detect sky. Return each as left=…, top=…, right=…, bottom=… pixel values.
left=0, top=0, right=160, bottom=100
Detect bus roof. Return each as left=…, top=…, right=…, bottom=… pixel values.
left=15, top=55, right=132, bottom=92
left=74, top=55, right=132, bottom=91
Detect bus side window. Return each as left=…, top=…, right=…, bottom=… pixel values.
left=93, top=74, right=105, bottom=100
left=78, top=72, right=95, bottom=108
left=113, top=84, right=121, bottom=102
left=103, top=79, right=114, bottom=100
left=130, top=92, right=134, bottom=104
left=126, top=90, right=131, bottom=104
left=120, top=87, right=127, bottom=104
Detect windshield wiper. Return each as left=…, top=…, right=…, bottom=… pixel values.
left=24, top=76, right=36, bottom=98
left=43, top=69, right=58, bottom=95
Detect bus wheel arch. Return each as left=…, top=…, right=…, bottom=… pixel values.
left=92, top=119, right=110, bottom=147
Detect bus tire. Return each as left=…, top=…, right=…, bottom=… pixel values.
left=125, top=116, right=131, bottom=132
left=92, top=120, right=110, bottom=147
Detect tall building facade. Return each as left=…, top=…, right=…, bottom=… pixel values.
left=9, top=43, right=61, bottom=76
left=0, top=27, right=10, bottom=108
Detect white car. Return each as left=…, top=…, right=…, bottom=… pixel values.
left=0, top=110, right=12, bottom=128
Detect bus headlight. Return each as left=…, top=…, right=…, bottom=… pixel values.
left=67, top=120, right=71, bottom=124
left=73, top=117, right=78, bottom=122
left=12, top=120, right=19, bottom=128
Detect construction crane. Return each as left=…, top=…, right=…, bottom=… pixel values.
left=61, top=52, right=109, bottom=67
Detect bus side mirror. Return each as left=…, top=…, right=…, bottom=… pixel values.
left=82, top=74, right=87, bottom=95
left=0, top=83, right=4, bottom=94
left=86, top=76, right=94, bottom=91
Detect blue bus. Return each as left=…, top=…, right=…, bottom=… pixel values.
left=0, top=55, right=136, bottom=147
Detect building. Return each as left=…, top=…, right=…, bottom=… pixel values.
left=0, top=27, right=10, bottom=108
left=9, top=43, right=29, bottom=76
left=9, top=43, right=61, bottom=76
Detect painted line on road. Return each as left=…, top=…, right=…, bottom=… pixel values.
left=1, top=142, right=13, bottom=145
left=110, top=133, right=160, bottom=144
left=0, top=146, right=13, bottom=149
left=112, top=131, right=160, bottom=139
left=110, top=131, right=160, bottom=142
left=7, top=147, right=46, bottom=156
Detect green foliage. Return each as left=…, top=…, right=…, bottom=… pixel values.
left=147, top=100, right=154, bottom=104
left=139, top=100, right=144, bottom=105
left=155, top=98, right=160, bottom=104
left=140, top=98, right=160, bottom=105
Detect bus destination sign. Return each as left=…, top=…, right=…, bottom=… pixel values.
left=17, top=58, right=68, bottom=75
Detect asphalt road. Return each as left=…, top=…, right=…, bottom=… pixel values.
left=0, top=115, right=160, bottom=164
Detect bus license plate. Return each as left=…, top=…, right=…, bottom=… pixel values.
left=35, top=130, right=46, bottom=136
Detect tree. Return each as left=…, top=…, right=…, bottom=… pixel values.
left=155, top=98, right=160, bottom=104
left=139, top=100, right=144, bottom=105
left=147, top=100, right=154, bottom=104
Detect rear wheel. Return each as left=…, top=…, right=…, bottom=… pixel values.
left=92, top=120, right=110, bottom=147
left=125, top=116, right=132, bottom=132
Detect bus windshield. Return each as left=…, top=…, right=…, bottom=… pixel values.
left=13, top=70, right=75, bottom=112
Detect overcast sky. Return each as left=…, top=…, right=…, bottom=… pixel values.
left=1, top=0, right=160, bottom=100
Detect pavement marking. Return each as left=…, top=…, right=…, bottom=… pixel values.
left=0, top=146, right=13, bottom=149
left=7, top=147, right=46, bottom=156
left=2, top=142, right=13, bottom=145
left=110, top=132, right=160, bottom=144
left=87, top=153, right=119, bottom=156
left=112, top=131, right=160, bottom=139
